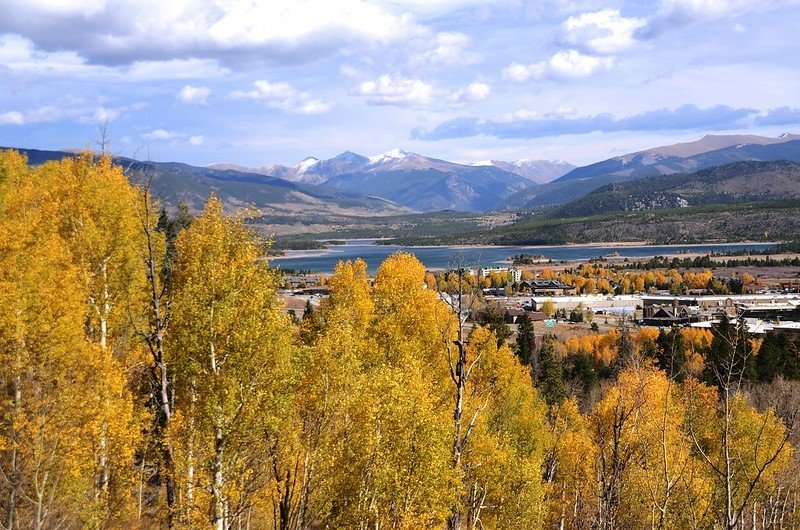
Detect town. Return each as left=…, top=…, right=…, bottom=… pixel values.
left=279, top=256, right=800, bottom=343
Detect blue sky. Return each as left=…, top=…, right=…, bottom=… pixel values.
left=0, top=0, right=798, bottom=167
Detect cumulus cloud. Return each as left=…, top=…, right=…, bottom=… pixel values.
left=0, top=34, right=89, bottom=75
left=233, top=81, right=297, bottom=102
left=449, top=82, right=490, bottom=105
left=355, top=74, right=434, bottom=106
left=0, top=111, right=25, bottom=125
left=295, top=99, right=335, bottom=115
left=125, top=59, right=230, bottom=81
left=412, top=31, right=478, bottom=65
left=503, top=62, right=545, bottom=82
left=0, top=101, right=145, bottom=126
left=0, top=35, right=232, bottom=80
left=412, top=104, right=761, bottom=140
left=141, top=129, right=207, bottom=144
left=503, top=49, right=613, bottom=82
left=142, top=129, right=182, bottom=141
left=564, top=9, right=646, bottom=54
left=177, top=85, right=212, bottom=105
left=550, top=50, right=615, bottom=77
left=494, top=107, right=578, bottom=123
left=0, top=0, right=422, bottom=66
left=232, top=80, right=334, bottom=114
left=755, top=107, right=800, bottom=126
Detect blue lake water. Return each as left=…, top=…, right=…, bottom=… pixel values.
left=269, top=240, right=776, bottom=274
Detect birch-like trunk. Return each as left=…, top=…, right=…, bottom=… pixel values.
left=141, top=189, right=177, bottom=526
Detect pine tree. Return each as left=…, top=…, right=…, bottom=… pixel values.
left=538, top=335, right=566, bottom=407
left=515, top=313, right=536, bottom=367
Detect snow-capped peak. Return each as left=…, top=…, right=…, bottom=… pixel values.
left=368, top=148, right=409, bottom=164
left=296, top=156, right=319, bottom=173
left=470, top=160, right=494, bottom=167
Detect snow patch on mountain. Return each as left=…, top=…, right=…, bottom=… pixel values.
left=368, top=148, right=409, bottom=164
left=297, top=157, right=319, bottom=173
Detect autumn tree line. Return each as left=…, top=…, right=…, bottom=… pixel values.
left=1, top=150, right=800, bottom=529
left=427, top=263, right=766, bottom=297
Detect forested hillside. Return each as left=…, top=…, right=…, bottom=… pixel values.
left=2, top=150, right=800, bottom=529
left=553, top=160, right=800, bottom=218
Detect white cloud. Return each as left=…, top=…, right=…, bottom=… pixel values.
left=0, top=35, right=232, bottom=80
left=125, top=59, right=230, bottom=81
left=355, top=74, right=434, bottom=106
left=0, top=34, right=95, bottom=75
left=495, top=106, right=579, bottom=123
left=340, top=64, right=361, bottom=78
left=141, top=129, right=181, bottom=141
left=564, top=9, right=646, bottom=54
left=0, top=0, right=423, bottom=66
left=296, top=99, right=335, bottom=115
left=85, top=106, right=121, bottom=123
left=0, top=101, right=145, bottom=126
left=503, top=49, right=612, bottom=82
left=449, top=82, right=490, bottom=104
left=502, top=61, right=546, bottom=82
left=178, top=85, right=211, bottom=104
left=232, top=80, right=333, bottom=114
left=495, top=109, right=542, bottom=123
left=233, top=80, right=297, bottom=102
left=0, top=111, right=25, bottom=125
left=413, top=31, right=478, bottom=65
left=550, top=49, right=614, bottom=77
left=141, top=129, right=207, bottom=144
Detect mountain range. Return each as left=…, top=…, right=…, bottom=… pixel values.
left=1, top=147, right=410, bottom=217
left=209, top=149, right=574, bottom=211
left=501, top=134, right=800, bottom=210
left=5, top=132, right=800, bottom=218
left=551, top=160, right=800, bottom=218
left=210, top=149, right=574, bottom=186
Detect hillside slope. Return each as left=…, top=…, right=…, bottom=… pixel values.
left=2, top=147, right=410, bottom=217
left=324, top=164, right=531, bottom=211
left=502, top=135, right=800, bottom=209
left=552, top=160, right=800, bottom=218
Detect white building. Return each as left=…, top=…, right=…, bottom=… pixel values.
left=478, top=267, right=521, bottom=283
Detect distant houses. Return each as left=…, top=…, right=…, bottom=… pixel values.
left=518, top=279, right=576, bottom=296
left=642, top=305, right=698, bottom=326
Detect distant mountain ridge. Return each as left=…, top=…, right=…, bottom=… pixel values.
left=501, top=134, right=800, bottom=210
left=209, top=149, right=574, bottom=186
left=1, top=146, right=410, bottom=217
left=7, top=133, right=800, bottom=217
left=551, top=159, right=800, bottom=218
left=208, top=149, right=575, bottom=211
left=469, top=159, right=575, bottom=184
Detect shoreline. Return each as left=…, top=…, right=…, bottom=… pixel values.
left=268, top=240, right=779, bottom=266
left=273, top=239, right=778, bottom=255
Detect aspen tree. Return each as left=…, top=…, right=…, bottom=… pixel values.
left=168, top=197, right=295, bottom=529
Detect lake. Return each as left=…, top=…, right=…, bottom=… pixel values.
left=268, top=240, right=776, bottom=274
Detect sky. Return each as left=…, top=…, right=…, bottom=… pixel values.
left=0, top=0, right=799, bottom=168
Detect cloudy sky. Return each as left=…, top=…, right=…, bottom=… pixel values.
left=1, top=0, right=799, bottom=167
